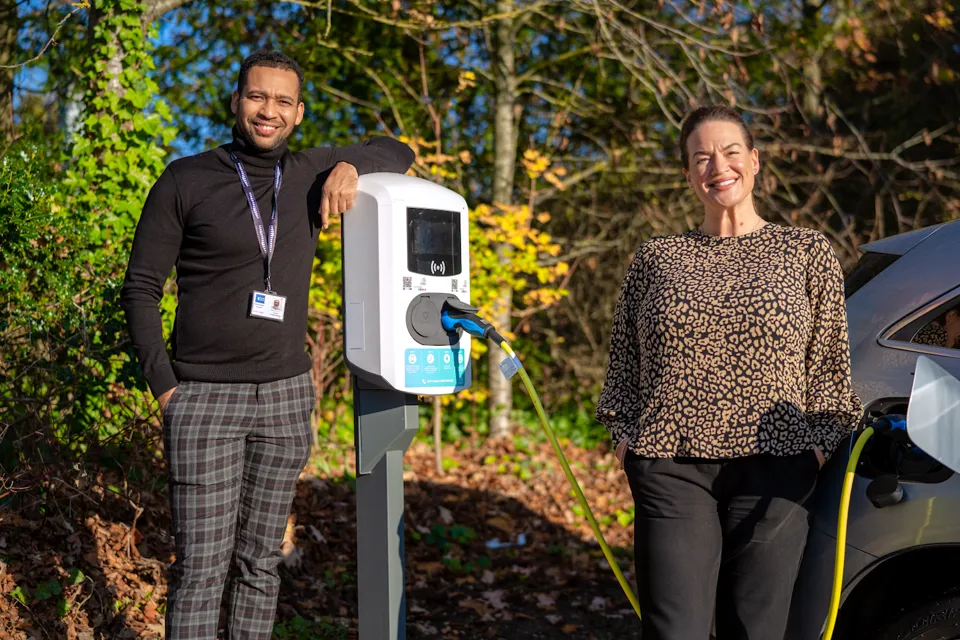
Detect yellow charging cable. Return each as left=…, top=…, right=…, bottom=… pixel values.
left=821, top=426, right=875, bottom=640
left=499, top=341, right=643, bottom=619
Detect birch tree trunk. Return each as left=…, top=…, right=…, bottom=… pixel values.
left=487, top=0, right=520, bottom=439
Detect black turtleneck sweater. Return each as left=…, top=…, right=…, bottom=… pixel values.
left=121, top=129, right=415, bottom=397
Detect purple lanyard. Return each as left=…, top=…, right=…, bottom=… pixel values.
left=231, top=151, right=282, bottom=292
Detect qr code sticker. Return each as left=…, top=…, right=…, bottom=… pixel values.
left=499, top=355, right=520, bottom=380
left=451, top=278, right=458, bottom=292
left=402, top=277, right=412, bottom=290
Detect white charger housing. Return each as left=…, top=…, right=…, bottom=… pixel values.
left=342, top=173, right=472, bottom=395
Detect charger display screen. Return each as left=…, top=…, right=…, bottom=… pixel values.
left=407, top=208, right=462, bottom=276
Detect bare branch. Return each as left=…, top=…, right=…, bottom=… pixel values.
left=0, top=1, right=87, bottom=70
left=579, top=0, right=772, bottom=58
left=288, top=0, right=556, bottom=31
left=517, top=45, right=594, bottom=83
left=533, top=161, right=608, bottom=207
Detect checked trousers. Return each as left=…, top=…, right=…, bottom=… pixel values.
left=161, top=372, right=314, bottom=640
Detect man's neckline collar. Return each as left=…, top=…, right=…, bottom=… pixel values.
left=228, top=125, right=287, bottom=169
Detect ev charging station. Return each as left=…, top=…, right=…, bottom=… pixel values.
left=342, top=173, right=473, bottom=639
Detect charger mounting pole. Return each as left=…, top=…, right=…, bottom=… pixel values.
left=354, top=377, right=419, bottom=640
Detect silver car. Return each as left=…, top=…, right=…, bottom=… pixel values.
left=786, top=221, right=960, bottom=640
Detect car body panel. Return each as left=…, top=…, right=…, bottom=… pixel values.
left=787, top=526, right=877, bottom=640
left=857, top=222, right=947, bottom=256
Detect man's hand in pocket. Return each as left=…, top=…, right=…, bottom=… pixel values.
left=158, top=387, right=177, bottom=414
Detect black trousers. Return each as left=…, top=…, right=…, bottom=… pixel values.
left=624, top=451, right=820, bottom=640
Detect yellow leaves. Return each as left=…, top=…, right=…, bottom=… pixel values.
left=522, top=149, right=551, bottom=179
left=852, top=28, right=872, bottom=53
left=523, top=287, right=568, bottom=308
left=457, top=70, right=477, bottom=93
left=404, top=137, right=471, bottom=177
left=428, top=164, right=456, bottom=179
left=423, top=152, right=458, bottom=164
left=467, top=202, right=568, bottom=323
left=456, top=383, right=489, bottom=405
left=523, top=148, right=567, bottom=190
left=925, top=10, right=954, bottom=30
left=309, top=255, right=343, bottom=318
left=542, top=171, right=566, bottom=191
left=833, top=17, right=877, bottom=62
left=398, top=135, right=434, bottom=152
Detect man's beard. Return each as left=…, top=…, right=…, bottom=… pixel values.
left=237, top=118, right=290, bottom=152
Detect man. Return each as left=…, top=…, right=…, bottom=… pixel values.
left=120, top=50, right=414, bottom=639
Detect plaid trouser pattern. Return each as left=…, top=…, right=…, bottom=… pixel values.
left=162, top=372, right=314, bottom=640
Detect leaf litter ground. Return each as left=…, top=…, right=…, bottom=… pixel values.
left=0, top=434, right=642, bottom=639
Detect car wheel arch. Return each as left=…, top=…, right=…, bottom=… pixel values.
left=833, top=544, right=960, bottom=639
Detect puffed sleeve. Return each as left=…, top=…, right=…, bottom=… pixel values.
left=596, top=248, right=648, bottom=448
left=804, top=233, right=864, bottom=458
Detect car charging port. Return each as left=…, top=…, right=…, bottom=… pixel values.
left=866, top=474, right=903, bottom=508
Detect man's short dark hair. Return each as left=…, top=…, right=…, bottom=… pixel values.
left=237, top=50, right=304, bottom=102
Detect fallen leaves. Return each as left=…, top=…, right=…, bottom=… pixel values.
left=2, top=432, right=641, bottom=638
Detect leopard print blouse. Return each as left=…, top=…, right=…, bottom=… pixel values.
left=596, top=223, right=864, bottom=460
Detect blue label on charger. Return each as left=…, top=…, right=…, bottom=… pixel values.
left=405, top=348, right=467, bottom=388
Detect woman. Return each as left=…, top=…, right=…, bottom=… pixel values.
left=597, top=105, right=863, bottom=640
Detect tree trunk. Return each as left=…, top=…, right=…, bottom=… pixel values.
left=0, top=0, right=17, bottom=138
left=81, top=0, right=193, bottom=126
left=801, top=0, right=824, bottom=125
left=85, top=2, right=131, bottom=101
left=487, top=0, right=520, bottom=440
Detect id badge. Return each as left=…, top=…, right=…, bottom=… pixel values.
left=249, top=290, right=286, bottom=322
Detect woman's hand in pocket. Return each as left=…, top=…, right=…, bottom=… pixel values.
left=813, top=444, right=826, bottom=469
left=615, top=439, right=630, bottom=469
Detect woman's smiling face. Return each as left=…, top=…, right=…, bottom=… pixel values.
left=683, top=119, right=760, bottom=214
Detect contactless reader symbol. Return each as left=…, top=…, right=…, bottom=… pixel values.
left=430, top=260, right=446, bottom=275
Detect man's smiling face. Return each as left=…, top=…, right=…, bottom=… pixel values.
left=231, top=65, right=304, bottom=151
